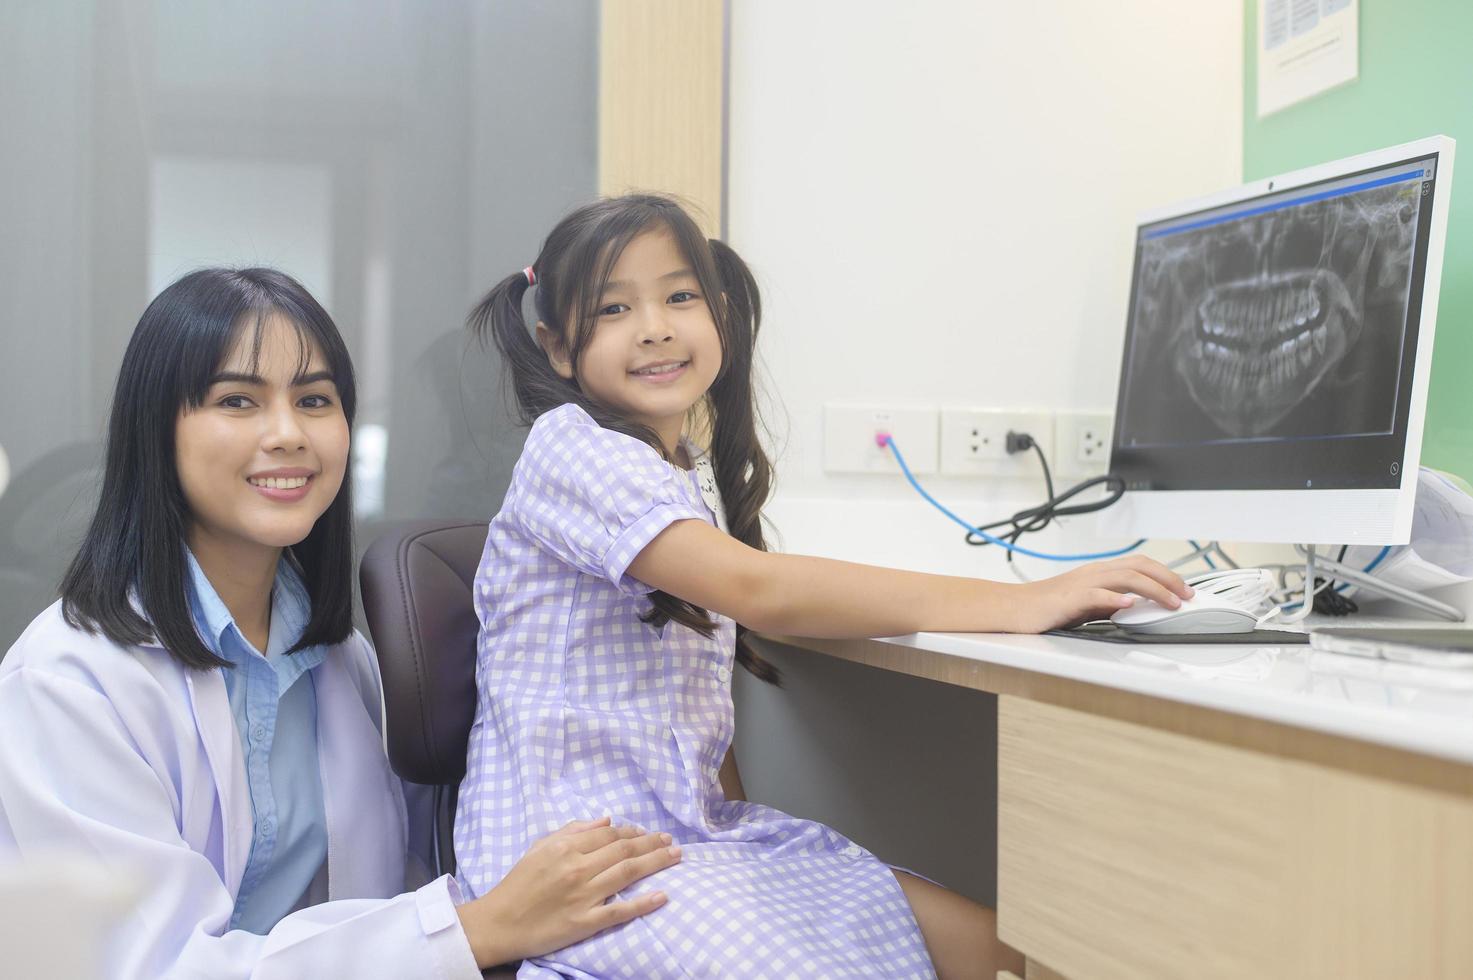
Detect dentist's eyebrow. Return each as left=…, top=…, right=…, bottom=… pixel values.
left=207, top=370, right=336, bottom=387
left=207, top=371, right=265, bottom=386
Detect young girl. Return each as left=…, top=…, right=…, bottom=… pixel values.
left=458, top=195, right=1192, bottom=979
left=0, top=267, right=679, bottom=978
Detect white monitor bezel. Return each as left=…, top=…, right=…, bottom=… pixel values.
left=1097, top=135, right=1456, bottom=546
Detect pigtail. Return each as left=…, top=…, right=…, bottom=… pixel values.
left=468, top=269, right=559, bottom=426
left=705, top=238, right=780, bottom=685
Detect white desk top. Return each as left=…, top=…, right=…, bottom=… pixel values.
left=852, top=628, right=1473, bottom=766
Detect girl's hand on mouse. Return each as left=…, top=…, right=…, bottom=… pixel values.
left=1009, top=556, right=1194, bottom=633
left=457, top=816, right=682, bottom=967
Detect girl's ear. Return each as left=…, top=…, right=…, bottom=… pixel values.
left=535, top=321, right=575, bottom=380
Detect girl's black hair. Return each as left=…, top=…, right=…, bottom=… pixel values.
left=468, top=194, right=780, bottom=684
left=60, top=267, right=357, bottom=671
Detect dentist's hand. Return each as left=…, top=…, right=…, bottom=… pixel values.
left=1010, top=556, right=1194, bottom=633
left=457, top=817, right=681, bottom=968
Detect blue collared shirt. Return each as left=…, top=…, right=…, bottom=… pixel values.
left=185, top=551, right=327, bottom=935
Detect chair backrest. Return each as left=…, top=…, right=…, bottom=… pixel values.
left=362, top=521, right=523, bottom=974
left=359, top=520, right=488, bottom=787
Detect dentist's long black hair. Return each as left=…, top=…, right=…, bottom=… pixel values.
left=60, top=268, right=358, bottom=671
left=468, top=194, right=779, bottom=683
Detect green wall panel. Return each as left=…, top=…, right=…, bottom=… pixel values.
left=1243, top=0, right=1472, bottom=478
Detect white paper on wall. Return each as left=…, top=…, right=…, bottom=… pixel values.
left=1257, top=0, right=1359, bottom=117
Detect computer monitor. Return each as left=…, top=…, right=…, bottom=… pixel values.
left=1098, top=136, right=1455, bottom=546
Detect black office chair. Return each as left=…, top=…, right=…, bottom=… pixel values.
left=359, top=520, right=518, bottom=978
left=359, top=519, right=486, bottom=875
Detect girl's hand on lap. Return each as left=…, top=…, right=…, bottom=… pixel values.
left=1010, top=556, right=1194, bottom=633
left=457, top=816, right=681, bottom=967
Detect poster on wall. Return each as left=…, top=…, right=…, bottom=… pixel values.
left=1257, top=0, right=1359, bottom=117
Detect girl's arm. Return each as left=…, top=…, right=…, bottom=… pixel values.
left=627, top=520, right=1193, bottom=637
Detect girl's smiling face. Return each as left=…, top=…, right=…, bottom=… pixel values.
left=175, top=314, right=350, bottom=564
left=538, top=225, right=723, bottom=455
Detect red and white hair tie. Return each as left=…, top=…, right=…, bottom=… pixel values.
left=522, top=265, right=537, bottom=286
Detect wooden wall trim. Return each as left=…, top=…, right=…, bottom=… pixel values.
left=599, top=0, right=725, bottom=237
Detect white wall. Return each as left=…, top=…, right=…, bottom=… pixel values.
left=728, top=0, right=1244, bottom=576
left=726, top=0, right=1245, bottom=905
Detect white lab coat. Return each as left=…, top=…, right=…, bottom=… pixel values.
left=0, top=601, right=482, bottom=979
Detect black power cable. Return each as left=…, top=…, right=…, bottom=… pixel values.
left=963, top=431, right=1126, bottom=565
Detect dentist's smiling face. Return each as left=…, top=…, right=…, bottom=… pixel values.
left=538, top=224, right=723, bottom=454
left=175, top=314, right=349, bottom=563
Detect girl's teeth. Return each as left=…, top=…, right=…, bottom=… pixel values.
left=252, top=476, right=308, bottom=490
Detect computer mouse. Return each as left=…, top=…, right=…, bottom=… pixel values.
left=1110, top=567, right=1277, bottom=635
left=1110, top=596, right=1260, bottom=634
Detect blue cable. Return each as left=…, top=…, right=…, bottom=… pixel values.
left=1188, top=539, right=1217, bottom=570
left=1362, top=546, right=1390, bottom=575
left=880, top=434, right=1146, bottom=562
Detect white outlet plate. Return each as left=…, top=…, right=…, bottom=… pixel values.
left=940, top=409, right=1054, bottom=477
left=823, top=404, right=939, bottom=474
left=1054, top=411, right=1114, bottom=479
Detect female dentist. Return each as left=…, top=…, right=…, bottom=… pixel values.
left=0, top=268, right=680, bottom=978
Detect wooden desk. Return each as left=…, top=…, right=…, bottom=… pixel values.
left=768, top=631, right=1473, bottom=979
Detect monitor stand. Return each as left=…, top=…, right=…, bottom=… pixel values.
left=1291, top=544, right=1463, bottom=622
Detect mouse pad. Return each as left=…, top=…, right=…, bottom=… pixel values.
left=1049, top=623, right=1310, bottom=645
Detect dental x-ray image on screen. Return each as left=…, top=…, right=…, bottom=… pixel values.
left=1118, top=173, right=1423, bottom=447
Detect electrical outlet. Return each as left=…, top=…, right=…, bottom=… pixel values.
left=939, top=410, right=1054, bottom=476
left=1053, top=412, right=1114, bottom=479
left=823, top=404, right=939, bottom=474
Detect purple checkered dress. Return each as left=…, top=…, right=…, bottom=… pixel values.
left=455, top=405, right=934, bottom=978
